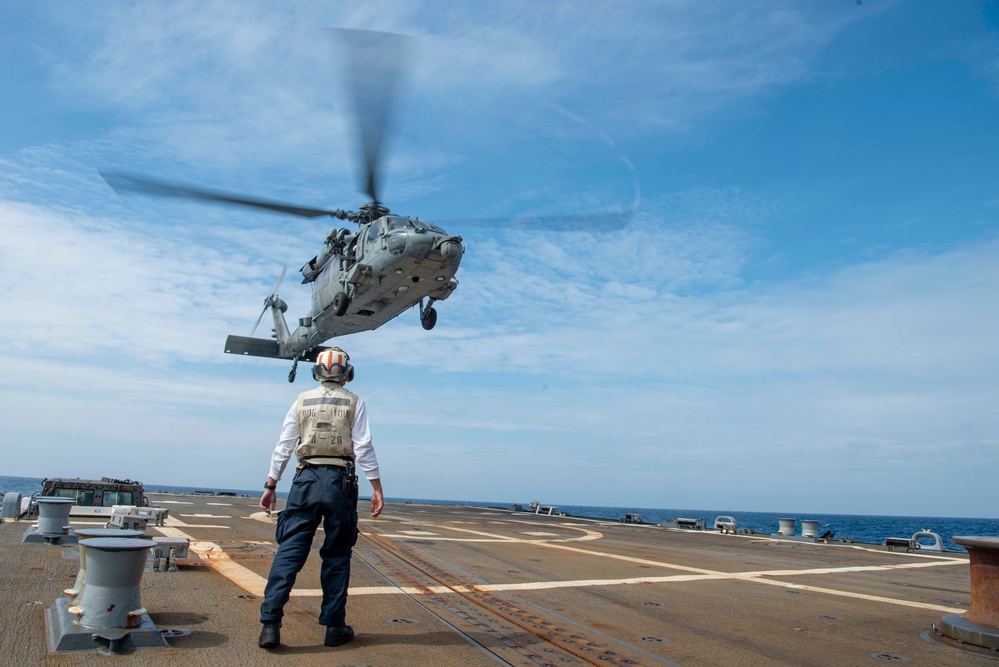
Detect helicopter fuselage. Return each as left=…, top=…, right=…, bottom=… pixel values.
left=273, top=215, right=462, bottom=359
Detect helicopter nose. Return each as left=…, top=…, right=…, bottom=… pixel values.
left=440, top=240, right=461, bottom=263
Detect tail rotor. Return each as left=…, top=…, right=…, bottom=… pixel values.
left=251, top=267, right=287, bottom=337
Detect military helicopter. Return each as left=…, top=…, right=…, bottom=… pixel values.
left=103, top=30, right=467, bottom=382
left=103, top=29, right=634, bottom=382
left=105, top=167, right=464, bottom=383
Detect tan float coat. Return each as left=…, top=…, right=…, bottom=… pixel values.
left=295, top=382, right=357, bottom=462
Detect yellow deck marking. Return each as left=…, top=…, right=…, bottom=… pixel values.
left=153, top=524, right=269, bottom=596
left=189, top=541, right=268, bottom=597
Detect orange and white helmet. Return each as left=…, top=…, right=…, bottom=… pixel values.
left=312, top=347, right=354, bottom=383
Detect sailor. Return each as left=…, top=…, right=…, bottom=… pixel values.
left=257, top=347, right=384, bottom=649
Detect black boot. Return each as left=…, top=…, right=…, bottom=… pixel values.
left=258, top=621, right=281, bottom=648
left=324, top=624, right=355, bottom=647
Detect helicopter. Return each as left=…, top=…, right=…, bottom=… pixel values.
left=102, top=29, right=634, bottom=382
left=104, top=165, right=464, bottom=383
left=102, top=30, right=467, bottom=382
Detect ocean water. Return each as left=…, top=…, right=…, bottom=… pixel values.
left=3, top=475, right=995, bottom=553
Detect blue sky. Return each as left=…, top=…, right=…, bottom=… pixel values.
left=1, top=1, right=997, bottom=518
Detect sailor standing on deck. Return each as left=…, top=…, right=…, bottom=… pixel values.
left=257, top=347, right=384, bottom=649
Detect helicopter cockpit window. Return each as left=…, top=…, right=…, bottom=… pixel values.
left=384, top=216, right=412, bottom=231
left=369, top=219, right=383, bottom=238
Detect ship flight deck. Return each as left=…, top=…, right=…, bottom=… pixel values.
left=1, top=493, right=991, bottom=666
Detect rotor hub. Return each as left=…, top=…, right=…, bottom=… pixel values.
left=352, top=202, right=391, bottom=224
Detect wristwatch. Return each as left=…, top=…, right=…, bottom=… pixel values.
left=264, top=483, right=277, bottom=491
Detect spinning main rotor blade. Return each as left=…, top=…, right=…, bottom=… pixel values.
left=251, top=267, right=287, bottom=337
left=101, top=171, right=347, bottom=219
left=438, top=210, right=634, bottom=232
left=334, top=28, right=412, bottom=205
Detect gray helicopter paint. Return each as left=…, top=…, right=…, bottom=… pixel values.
left=266, top=215, right=462, bottom=359
left=223, top=215, right=463, bottom=365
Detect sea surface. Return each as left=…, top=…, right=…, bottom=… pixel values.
left=3, top=475, right=996, bottom=553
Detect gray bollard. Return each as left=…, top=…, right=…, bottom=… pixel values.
left=932, top=536, right=999, bottom=655
left=1, top=491, right=22, bottom=519
left=777, top=518, right=796, bottom=536
left=74, top=528, right=146, bottom=539
left=36, top=497, right=76, bottom=535
left=800, top=520, right=819, bottom=538
left=45, top=536, right=168, bottom=653
left=65, top=529, right=146, bottom=599
left=23, top=497, right=78, bottom=544
left=71, top=538, right=157, bottom=629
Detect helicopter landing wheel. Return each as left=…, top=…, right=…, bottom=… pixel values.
left=333, top=291, right=349, bottom=317
left=421, top=307, right=437, bottom=331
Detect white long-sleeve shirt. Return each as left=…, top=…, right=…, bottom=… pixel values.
left=267, top=397, right=380, bottom=482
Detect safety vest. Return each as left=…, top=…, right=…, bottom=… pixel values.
left=295, top=382, right=357, bottom=462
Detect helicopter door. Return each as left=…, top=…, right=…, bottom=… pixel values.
left=320, top=260, right=332, bottom=288
left=316, top=261, right=335, bottom=311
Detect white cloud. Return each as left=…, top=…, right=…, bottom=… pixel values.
left=3, top=1, right=996, bottom=517
left=28, top=1, right=872, bottom=173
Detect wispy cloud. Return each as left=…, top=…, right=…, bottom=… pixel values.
left=29, top=2, right=870, bottom=174
left=3, top=1, right=996, bottom=516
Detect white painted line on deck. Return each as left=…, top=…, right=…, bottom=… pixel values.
left=206, top=502, right=233, bottom=506
left=165, top=517, right=231, bottom=529
left=745, top=573, right=964, bottom=614
left=157, top=500, right=194, bottom=505
left=179, top=514, right=233, bottom=519
left=378, top=536, right=515, bottom=542
left=152, top=526, right=192, bottom=539
left=152, top=516, right=968, bottom=617
left=444, top=524, right=603, bottom=543
left=290, top=585, right=465, bottom=597
left=69, top=520, right=111, bottom=525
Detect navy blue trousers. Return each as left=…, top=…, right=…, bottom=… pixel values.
left=260, top=465, right=358, bottom=626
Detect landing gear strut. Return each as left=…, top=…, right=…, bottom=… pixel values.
left=419, top=298, right=438, bottom=331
